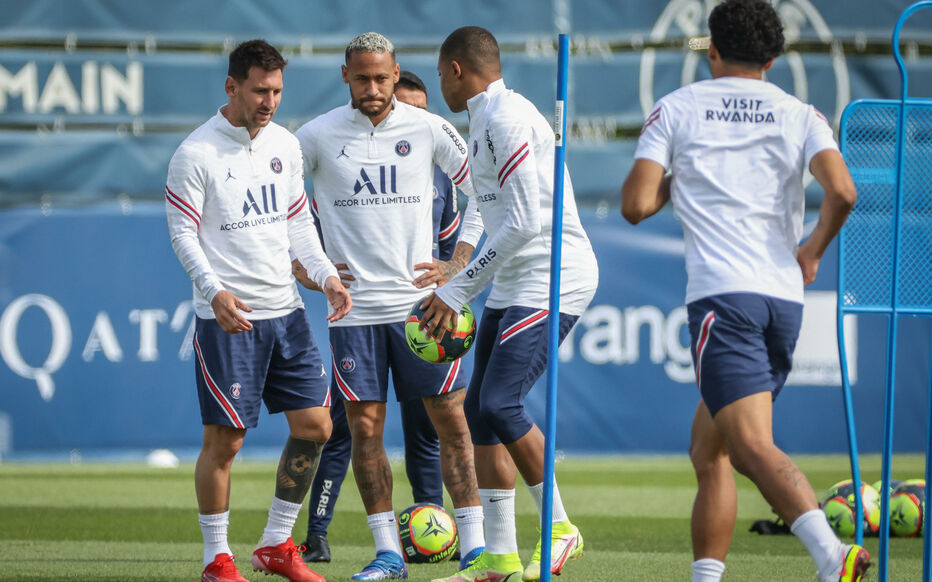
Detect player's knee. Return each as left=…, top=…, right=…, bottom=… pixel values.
left=202, top=427, right=244, bottom=465
left=476, top=398, right=508, bottom=428
left=301, top=421, right=331, bottom=443
left=348, top=414, right=382, bottom=441
left=477, top=399, right=528, bottom=439
left=689, top=440, right=730, bottom=478
left=726, top=437, right=773, bottom=477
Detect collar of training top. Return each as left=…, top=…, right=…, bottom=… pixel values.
left=466, top=78, right=506, bottom=115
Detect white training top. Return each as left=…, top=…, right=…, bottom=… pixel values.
left=295, top=98, right=475, bottom=326
left=435, top=79, right=599, bottom=316
left=635, top=76, right=839, bottom=305
left=166, top=109, right=337, bottom=320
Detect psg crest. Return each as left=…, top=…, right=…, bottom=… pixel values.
left=340, top=357, right=356, bottom=373
left=395, top=140, right=411, bottom=156
left=269, top=157, right=283, bottom=173
left=229, top=383, right=242, bottom=400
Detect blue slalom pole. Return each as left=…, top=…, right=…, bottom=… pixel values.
left=925, top=327, right=932, bottom=581
left=835, top=102, right=866, bottom=544
left=540, top=33, right=569, bottom=582
left=877, top=5, right=932, bottom=579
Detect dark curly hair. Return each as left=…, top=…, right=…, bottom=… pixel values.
left=228, top=39, right=286, bottom=81
left=709, top=0, right=784, bottom=67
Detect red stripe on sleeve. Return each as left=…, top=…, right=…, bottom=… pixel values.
left=165, top=186, right=202, bottom=220
left=438, top=212, right=461, bottom=240
left=453, top=167, right=470, bottom=186
left=498, top=150, right=529, bottom=188
left=498, top=143, right=529, bottom=181
left=166, top=195, right=200, bottom=227
left=289, top=193, right=307, bottom=212
left=451, top=159, right=469, bottom=183
left=287, top=196, right=308, bottom=219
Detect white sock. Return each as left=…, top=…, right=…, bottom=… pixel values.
left=453, top=504, right=486, bottom=556
left=479, top=488, right=518, bottom=555
left=199, top=511, right=232, bottom=567
left=691, top=558, right=726, bottom=582
left=367, top=511, right=404, bottom=557
left=791, top=509, right=844, bottom=577
left=526, top=479, right=569, bottom=524
left=260, top=497, right=302, bottom=547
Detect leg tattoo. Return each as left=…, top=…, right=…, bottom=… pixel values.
left=352, top=437, right=393, bottom=512
left=275, top=436, right=325, bottom=504
left=425, top=391, right=478, bottom=506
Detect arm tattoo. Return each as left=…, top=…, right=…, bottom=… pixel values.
left=275, top=436, right=325, bottom=503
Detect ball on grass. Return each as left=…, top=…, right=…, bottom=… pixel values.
left=397, top=502, right=459, bottom=563
left=890, top=479, right=925, bottom=537
left=820, top=480, right=881, bottom=537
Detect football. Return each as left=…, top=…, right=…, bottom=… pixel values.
left=397, top=502, right=459, bottom=563
left=405, top=298, right=476, bottom=364
left=890, top=479, right=925, bottom=537
left=871, top=478, right=903, bottom=497
left=820, top=480, right=882, bottom=536
left=822, top=496, right=857, bottom=538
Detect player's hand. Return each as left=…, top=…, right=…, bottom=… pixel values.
left=294, top=260, right=354, bottom=291
left=413, top=258, right=465, bottom=289
left=322, top=276, right=352, bottom=322
left=418, top=292, right=457, bottom=342
left=210, top=290, right=253, bottom=334
left=796, top=242, right=821, bottom=286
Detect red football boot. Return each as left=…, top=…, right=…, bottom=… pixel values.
left=202, top=553, right=248, bottom=582
left=252, top=537, right=326, bottom=582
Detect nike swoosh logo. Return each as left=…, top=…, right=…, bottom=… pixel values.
left=489, top=497, right=508, bottom=502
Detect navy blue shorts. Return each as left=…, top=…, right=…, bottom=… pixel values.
left=687, top=293, right=803, bottom=417
left=329, top=321, right=465, bottom=402
left=465, top=306, right=579, bottom=446
left=193, top=309, right=331, bottom=429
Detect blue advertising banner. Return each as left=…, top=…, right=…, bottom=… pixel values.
left=0, top=205, right=926, bottom=457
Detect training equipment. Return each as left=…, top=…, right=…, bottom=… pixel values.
left=837, top=3, right=932, bottom=579
left=823, top=496, right=858, bottom=539
left=873, top=479, right=903, bottom=497
left=890, top=479, right=926, bottom=537
left=539, top=33, right=571, bottom=582
left=820, top=480, right=882, bottom=537
left=429, top=551, right=523, bottom=582
left=351, top=550, right=408, bottom=580
left=523, top=521, right=584, bottom=581
left=404, top=300, right=475, bottom=364
left=397, top=503, right=459, bottom=564
left=252, top=537, right=325, bottom=582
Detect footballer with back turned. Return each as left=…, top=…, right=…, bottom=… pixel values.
left=622, top=1, right=864, bottom=581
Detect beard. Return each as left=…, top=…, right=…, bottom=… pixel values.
left=352, top=94, right=390, bottom=118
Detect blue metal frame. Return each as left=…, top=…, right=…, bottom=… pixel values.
left=837, top=100, right=867, bottom=547
left=540, top=33, right=569, bottom=582
left=837, top=3, right=932, bottom=581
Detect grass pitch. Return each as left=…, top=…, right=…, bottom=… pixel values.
left=0, top=454, right=925, bottom=580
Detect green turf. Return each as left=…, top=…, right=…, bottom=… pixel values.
left=0, top=454, right=925, bottom=580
